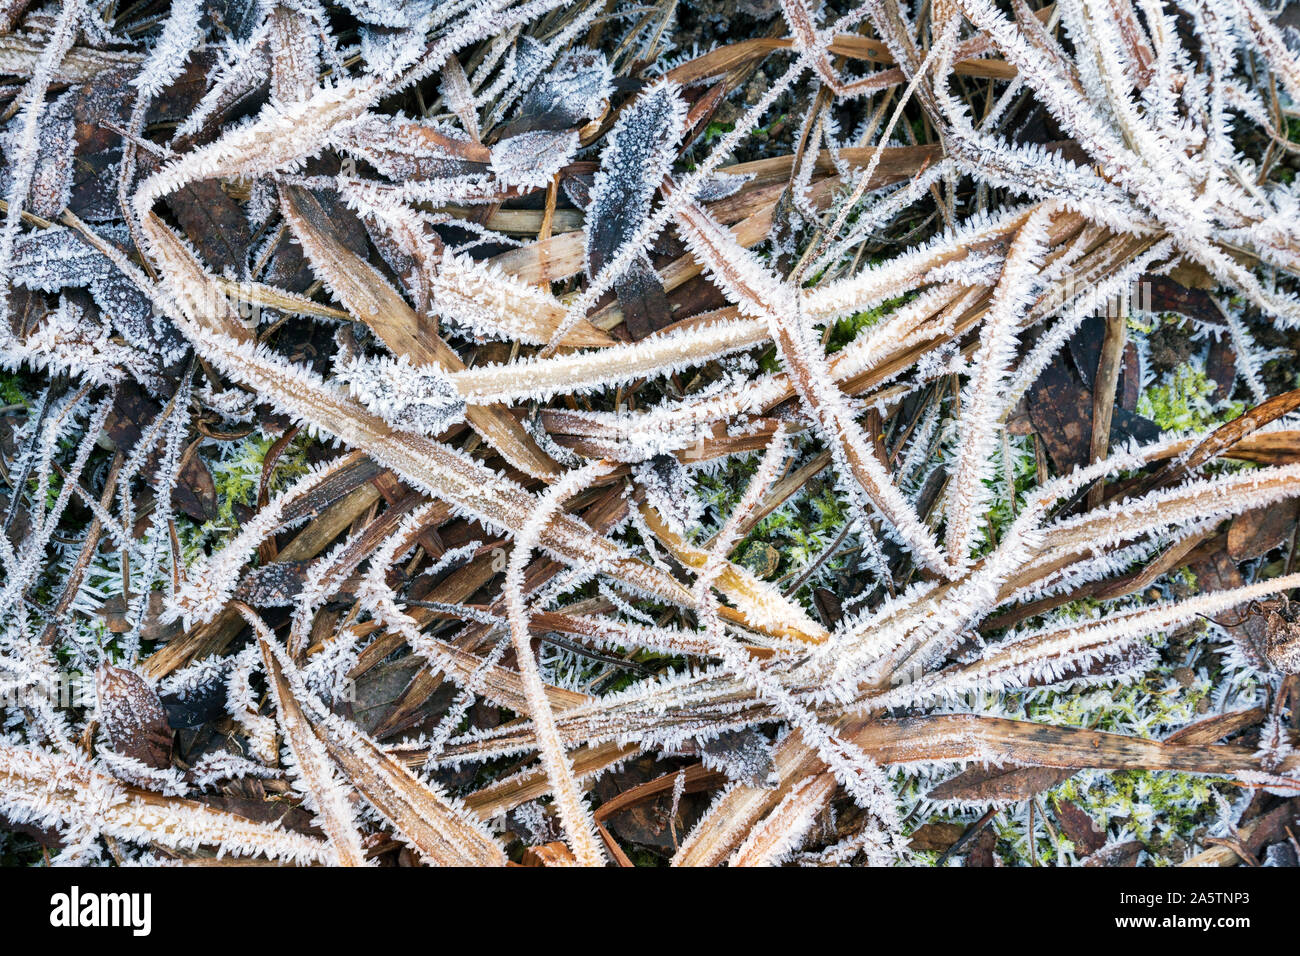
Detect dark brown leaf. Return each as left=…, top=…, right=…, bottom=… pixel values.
left=614, top=256, right=673, bottom=340
left=1189, top=550, right=1270, bottom=667
left=966, top=824, right=998, bottom=867
left=907, top=821, right=965, bottom=852
left=1052, top=797, right=1106, bottom=855
left=1207, top=333, right=1237, bottom=402
left=1027, top=352, right=1158, bottom=473
left=1266, top=600, right=1300, bottom=674
left=1227, top=501, right=1298, bottom=561
left=95, top=664, right=172, bottom=770
left=1142, top=274, right=1220, bottom=325
left=928, top=764, right=1076, bottom=805
left=165, top=179, right=253, bottom=274
left=172, top=452, right=217, bottom=523
left=234, top=560, right=311, bottom=608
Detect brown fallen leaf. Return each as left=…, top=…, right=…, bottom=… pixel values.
left=95, top=664, right=172, bottom=770
left=1228, top=501, right=1300, bottom=561
left=928, top=764, right=1075, bottom=806
left=1052, top=797, right=1106, bottom=856
left=907, top=821, right=965, bottom=852
left=1266, top=599, right=1300, bottom=674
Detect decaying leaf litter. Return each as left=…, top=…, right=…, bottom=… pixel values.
left=2, top=0, right=1300, bottom=867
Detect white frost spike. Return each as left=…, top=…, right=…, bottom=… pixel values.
left=336, top=353, right=466, bottom=437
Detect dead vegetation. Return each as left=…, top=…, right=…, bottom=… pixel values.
left=1, top=0, right=1300, bottom=866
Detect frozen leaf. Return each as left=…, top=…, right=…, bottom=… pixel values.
left=508, top=47, right=612, bottom=134
left=235, top=560, right=312, bottom=607
left=699, top=729, right=775, bottom=788
left=633, top=453, right=702, bottom=539
left=614, top=255, right=672, bottom=340
left=584, top=80, right=687, bottom=281
left=1266, top=600, right=1300, bottom=674
left=10, top=226, right=164, bottom=354
left=1, top=86, right=75, bottom=218
left=928, top=764, right=1075, bottom=806
left=695, top=171, right=753, bottom=202
left=490, top=129, right=579, bottom=191
left=1227, top=501, right=1299, bottom=561
left=336, top=353, right=466, bottom=437
left=165, top=179, right=254, bottom=274
left=336, top=0, right=432, bottom=27
left=160, top=671, right=229, bottom=730
left=338, top=113, right=488, bottom=180
left=357, top=0, right=435, bottom=80
left=95, top=665, right=172, bottom=771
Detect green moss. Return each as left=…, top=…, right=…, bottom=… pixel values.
left=702, top=120, right=734, bottom=145
left=175, top=429, right=316, bottom=559
left=970, top=638, right=1232, bottom=865
left=1060, top=770, right=1226, bottom=847
left=0, top=372, right=27, bottom=407
left=210, top=430, right=312, bottom=526
left=1137, top=364, right=1243, bottom=432
left=970, top=432, right=1039, bottom=558
left=824, top=295, right=914, bottom=354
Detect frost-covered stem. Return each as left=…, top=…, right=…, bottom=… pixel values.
left=1215, top=296, right=1269, bottom=405
left=866, top=571, right=1300, bottom=711
left=120, top=0, right=203, bottom=246
left=503, top=459, right=615, bottom=866
left=692, top=583, right=901, bottom=829
left=0, top=395, right=111, bottom=617
left=945, top=205, right=1053, bottom=570
left=696, top=426, right=790, bottom=595
left=240, top=605, right=369, bottom=866
left=798, top=13, right=961, bottom=283
left=172, top=453, right=364, bottom=626
left=0, top=743, right=331, bottom=864
left=128, top=374, right=192, bottom=651
left=730, top=772, right=836, bottom=866
left=1226, top=0, right=1300, bottom=106
left=672, top=197, right=948, bottom=574
left=0, top=0, right=85, bottom=330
